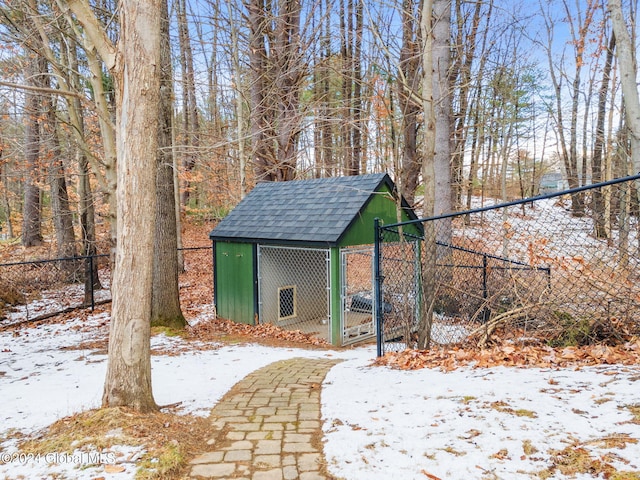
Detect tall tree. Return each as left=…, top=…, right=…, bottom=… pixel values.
left=247, top=0, right=271, bottom=181
left=451, top=0, right=486, bottom=210
left=542, top=0, right=597, bottom=216
left=176, top=0, right=200, bottom=206
left=151, top=0, right=186, bottom=329
left=592, top=33, right=616, bottom=239
left=248, top=0, right=305, bottom=181
left=398, top=0, right=422, bottom=207
left=69, top=0, right=161, bottom=411
left=45, top=98, right=77, bottom=260
left=21, top=52, right=45, bottom=247
left=66, top=38, right=102, bottom=296
left=609, top=0, right=640, bottom=179
left=272, top=0, right=304, bottom=179
left=433, top=0, right=452, bottom=227
left=340, top=0, right=364, bottom=175
left=0, top=142, right=13, bottom=238
left=418, top=0, right=436, bottom=349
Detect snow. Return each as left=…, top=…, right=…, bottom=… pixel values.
left=323, top=360, right=640, bottom=479
left=1, top=307, right=640, bottom=480
left=4, top=277, right=111, bottom=327
left=460, top=196, right=639, bottom=265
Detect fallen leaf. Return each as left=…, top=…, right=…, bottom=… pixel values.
left=421, top=470, right=442, bottom=480
left=491, top=448, right=509, bottom=460
left=104, top=464, right=126, bottom=473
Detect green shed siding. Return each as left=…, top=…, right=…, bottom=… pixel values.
left=214, top=241, right=256, bottom=325
left=338, top=184, right=421, bottom=247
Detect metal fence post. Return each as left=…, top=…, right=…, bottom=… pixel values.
left=374, top=218, right=383, bottom=357
left=482, top=254, right=489, bottom=323
left=90, top=255, right=95, bottom=311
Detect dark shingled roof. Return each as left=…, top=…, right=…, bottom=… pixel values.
left=210, top=173, right=406, bottom=246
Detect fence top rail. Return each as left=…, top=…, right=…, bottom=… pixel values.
left=0, top=245, right=213, bottom=269
left=435, top=241, right=551, bottom=270
left=0, top=253, right=110, bottom=268
left=377, top=228, right=423, bottom=242
left=381, top=172, right=640, bottom=230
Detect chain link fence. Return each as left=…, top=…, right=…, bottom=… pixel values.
left=0, top=254, right=110, bottom=324
left=0, top=246, right=212, bottom=326
left=376, top=174, right=640, bottom=355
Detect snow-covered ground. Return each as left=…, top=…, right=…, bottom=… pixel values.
left=460, top=196, right=639, bottom=266
left=1, top=306, right=639, bottom=479
left=3, top=277, right=111, bottom=327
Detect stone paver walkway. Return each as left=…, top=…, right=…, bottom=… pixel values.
left=190, top=357, right=342, bottom=480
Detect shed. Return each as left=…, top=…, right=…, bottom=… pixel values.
left=209, top=173, right=421, bottom=346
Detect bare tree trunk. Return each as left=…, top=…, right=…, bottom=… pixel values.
left=321, top=0, right=333, bottom=177
left=464, top=90, right=483, bottom=219
left=22, top=53, right=44, bottom=247
left=248, top=0, right=271, bottom=181
left=451, top=0, right=486, bottom=210
left=84, top=47, right=117, bottom=254
left=604, top=57, right=619, bottom=235
left=433, top=0, right=452, bottom=246
left=151, top=0, right=186, bottom=329
left=464, top=5, right=492, bottom=218
left=41, top=97, right=77, bottom=263
left=340, top=0, right=352, bottom=174
left=0, top=146, right=13, bottom=238
left=78, top=149, right=102, bottom=302
left=67, top=41, right=102, bottom=296
left=48, top=133, right=77, bottom=260
left=273, top=0, right=303, bottom=181
left=177, top=0, right=200, bottom=206
left=592, top=34, right=616, bottom=239
left=106, top=0, right=160, bottom=410
left=609, top=0, right=640, bottom=179
left=313, top=1, right=324, bottom=179
left=352, top=0, right=364, bottom=174
left=248, top=0, right=304, bottom=182
left=544, top=1, right=597, bottom=217
left=398, top=0, right=422, bottom=207
left=418, top=0, right=435, bottom=349
left=227, top=0, right=248, bottom=197
left=69, top=0, right=161, bottom=411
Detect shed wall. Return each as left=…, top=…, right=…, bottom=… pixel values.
left=339, top=184, right=421, bottom=247
left=214, top=241, right=256, bottom=324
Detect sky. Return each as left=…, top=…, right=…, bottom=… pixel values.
left=1, top=303, right=640, bottom=479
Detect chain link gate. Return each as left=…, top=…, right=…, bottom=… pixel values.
left=257, top=246, right=331, bottom=341
left=374, top=232, right=422, bottom=354
left=341, top=247, right=376, bottom=345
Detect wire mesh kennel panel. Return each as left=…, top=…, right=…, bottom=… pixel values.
left=257, top=246, right=331, bottom=341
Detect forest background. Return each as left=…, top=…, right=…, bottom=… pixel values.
left=1, top=0, right=638, bottom=251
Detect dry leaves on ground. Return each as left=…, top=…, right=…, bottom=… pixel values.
left=374, top=338, right=640, bottom=371
left=189, top=317, right=332, bottom=348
